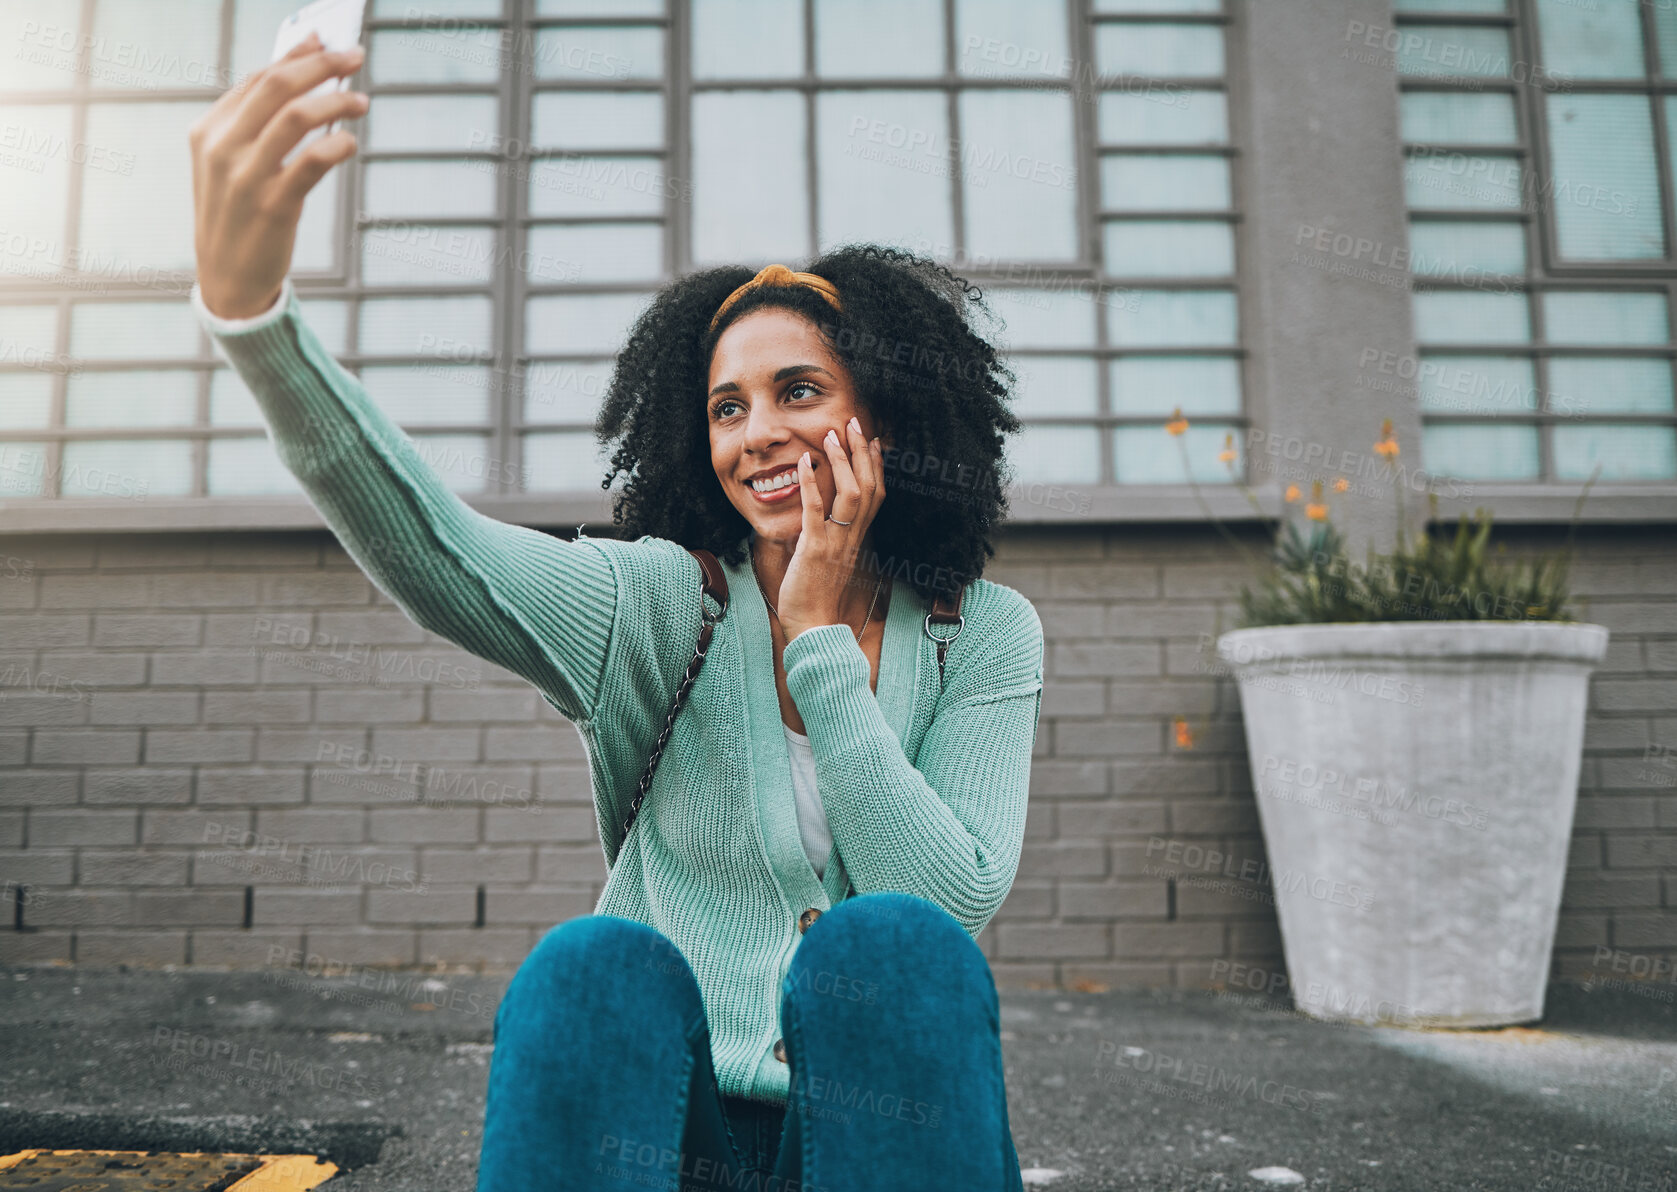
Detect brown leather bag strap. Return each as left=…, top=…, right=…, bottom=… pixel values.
left=690, top=547, right=729, bottom=611
left=924, top=586, right=965, bottom=685
left=619, top=547, right=729, bottom=848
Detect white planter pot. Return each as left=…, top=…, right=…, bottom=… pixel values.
left=1216, top=621, right=1608, bottom=1028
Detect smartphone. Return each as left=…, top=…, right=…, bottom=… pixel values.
left=271, top=0, right=367, bottom=165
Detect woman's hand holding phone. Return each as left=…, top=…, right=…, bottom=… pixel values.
left=189, top=31, right=368, bottom=320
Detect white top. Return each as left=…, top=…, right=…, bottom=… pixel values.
left=783, top=723, right=832, bottom=879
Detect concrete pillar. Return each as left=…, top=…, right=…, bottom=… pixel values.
left=1237, top=0, right=1423, bottom=555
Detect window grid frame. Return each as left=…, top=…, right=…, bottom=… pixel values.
left=508, top=8, right=676, bottom=486
left=0, top=0, right=1254, bottom=503
left=1088, top=4, right=1246, bottom=485
left=1395, top=0, right=1677, bottom=485
left=1520, top=0, right=1677, bottom=276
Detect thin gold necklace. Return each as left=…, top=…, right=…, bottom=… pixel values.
left=752, top=553, right=884, bottom=643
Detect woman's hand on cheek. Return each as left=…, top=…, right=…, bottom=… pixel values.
left=773, top=417, right=886, bottom=643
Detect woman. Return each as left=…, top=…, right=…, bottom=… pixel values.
left=190, top=34, right=1044, bottom=1192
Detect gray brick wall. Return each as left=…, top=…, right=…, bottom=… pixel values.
left=1, top=525, right=1672, bottom=992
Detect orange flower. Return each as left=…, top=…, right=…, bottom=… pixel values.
left=1374, top=417, right=1400, bottom=460
left=1332, top=476, right=1350, bottom=493
left=1166, top=407, right=1189, bottom=436
left=1305, top=479, right=1329, bottom=521
left=1173, top=717, right=1195, bottom=749
left=1284, top=483, right=1300, bottom=503
left=1217, top=432, right=1236, bottom=464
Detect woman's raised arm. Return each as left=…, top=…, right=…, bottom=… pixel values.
left=188, top=32, right=624, bottom=722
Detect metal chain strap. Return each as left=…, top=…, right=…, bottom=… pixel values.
left=621, top=593, right=725, bottom=840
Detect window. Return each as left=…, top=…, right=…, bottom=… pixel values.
left=684, top=0, right=1246, bottom=488
left=1092, top=0, right=1243, bottom=484
left=0, top=0, right=1245, bottom=512
left=1394, top=0, right=1677, bottom=483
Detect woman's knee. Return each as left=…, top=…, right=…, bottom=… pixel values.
left=810, top=891, right=974, bottom=951
left=502, top=914, right=705, bottom=1029
left=788, top=892, right=992, bottom=1004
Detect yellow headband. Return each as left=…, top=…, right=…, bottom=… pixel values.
left=708, top=263, right=843, bottom=334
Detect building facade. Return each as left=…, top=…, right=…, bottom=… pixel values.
left=1, top=0, right=1672, bottom=985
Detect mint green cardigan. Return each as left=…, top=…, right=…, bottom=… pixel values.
left=202, top=283, right=1046, bottom=1105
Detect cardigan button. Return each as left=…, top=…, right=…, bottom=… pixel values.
left=773, top=1037, right=787, bottom=1063
left=798, top=907, right=822, bottom=933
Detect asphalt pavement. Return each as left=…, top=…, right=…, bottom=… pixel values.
left=0, top=964, right=1672, bottom=1191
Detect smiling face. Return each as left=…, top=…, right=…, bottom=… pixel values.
left=707, top=306, right=888, bottom=543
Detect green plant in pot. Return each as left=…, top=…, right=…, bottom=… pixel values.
left=1170, top=411, right=1607, bottom=1028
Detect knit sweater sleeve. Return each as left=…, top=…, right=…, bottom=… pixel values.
left=193, top=280, right=619, bottom=723
left=781, top=591, right=1045, bottom=936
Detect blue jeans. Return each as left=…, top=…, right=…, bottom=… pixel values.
left=475, top=891, right=1026, bottom=1191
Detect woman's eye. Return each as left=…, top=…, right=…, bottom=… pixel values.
left=711, top=383, right=816, bottom=419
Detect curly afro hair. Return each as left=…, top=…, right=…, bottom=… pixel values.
left=593, top=244, right=1022, bottom=609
